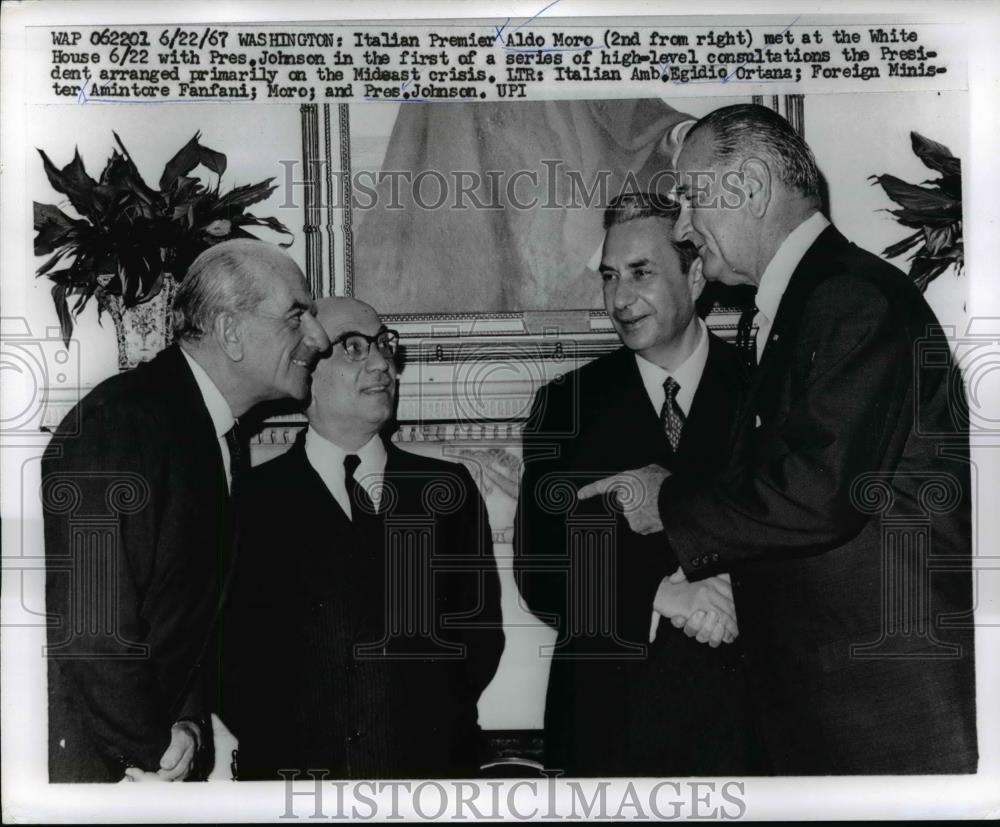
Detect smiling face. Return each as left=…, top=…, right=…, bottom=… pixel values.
left=600, top=216, right=704, bottom=366
left=672, top=129, right=758, bottom=287
left=309, top=298, right=398, bottom=447
left=236, top=258, right=330, bottom=404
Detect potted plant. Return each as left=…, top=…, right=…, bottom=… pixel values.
left=870, top=132, right=962, bottom=292
left=34, top=132, right=293, bottom=369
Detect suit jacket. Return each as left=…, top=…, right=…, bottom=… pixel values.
left=43, top=345, right=233, bottom=782
left=514, top=334, right=762, bottom=776
left=224, top=438, right=505, bottom=780
left=659, top=225, right=977, bottom=774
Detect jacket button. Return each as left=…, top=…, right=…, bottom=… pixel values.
left=711, top=553, right=720, bottom=562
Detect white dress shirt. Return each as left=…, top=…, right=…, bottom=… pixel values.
left=180, top=347, right=236, bottom=492
left=631, top=320, right=710, bottom=643
left=634, top=317, right=709, bottom=420
left=753, top=211, right=830, bottom=360
left=303, top=427, right=387, bottom=520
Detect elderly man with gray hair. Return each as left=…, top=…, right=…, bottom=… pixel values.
left=43, top=239, right=329, bottom=782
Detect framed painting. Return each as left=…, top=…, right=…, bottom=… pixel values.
left=296, top=94, right=804, bottom=423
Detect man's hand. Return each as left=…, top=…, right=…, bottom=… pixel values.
left=654, top=571, right=738, bottom=647
left=124, top=720, right=201, bottom=782
left=577, top=464, right=670, bottom=535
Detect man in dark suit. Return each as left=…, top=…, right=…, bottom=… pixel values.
left=514, top=193, right=760, bottom=776
left=43, top=239, right=330, bottom=782
left=225, top=296, right=504, bottom=780
left=582, top=104, right=977, bottom=774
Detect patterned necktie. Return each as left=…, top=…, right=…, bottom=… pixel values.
left=344, top=454, right=377, bottom=520
left=735, top=304, right=759, bottom=371
left=661, top=377, right=685, bottom=452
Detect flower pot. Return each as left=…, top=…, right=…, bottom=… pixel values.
left=99, top=273, right=179, bottom=371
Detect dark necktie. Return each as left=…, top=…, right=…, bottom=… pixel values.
left=344, top=454, right=377, bottom=520
left=224, top=423, right=247, bottom=497
left=661, top=377, right=685, bottom=452
left=735, top=303, right=759, bottom=371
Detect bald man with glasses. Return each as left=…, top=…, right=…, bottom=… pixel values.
left=222, top=297, right=505, bottom=780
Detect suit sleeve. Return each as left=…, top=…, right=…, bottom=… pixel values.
left=513, top=383, right=571, bottom=630
left=515, top=378, right=675, bottom=634
left=43, top=404, right=172, bottom=774
left=443, top=465, right=504, bottom=701
left=661, top=283, right=912, bottom=574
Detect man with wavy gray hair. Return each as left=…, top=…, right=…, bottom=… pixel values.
left=516, top=192, right=760, bottom=776
left=43, top=239, right=329, bottom=782
left=580, top=104, right=976, bottom=774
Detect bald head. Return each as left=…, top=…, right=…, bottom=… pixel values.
left=315, top=296, right=381, bottom=339
left=309, top=297, right=398, bottom=450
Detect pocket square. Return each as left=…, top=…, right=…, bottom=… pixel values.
left=755, top=414, right=762, bottom=428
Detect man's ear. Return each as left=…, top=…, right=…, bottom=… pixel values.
left=741, top=157, right=771, bottom=219
left=688, top=256, right=706, bottom=301
left=215, top=311, right=244, bottom=362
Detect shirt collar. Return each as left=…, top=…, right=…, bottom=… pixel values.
left=634, top=317, right=709, bottom=418
left=304, top=426, right=387, bottom=477
left=755, top=211, right=830, bottom=322
left=179, top=346, right=235, bottom=439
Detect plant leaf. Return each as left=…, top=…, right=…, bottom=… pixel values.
left=159, top=131, right=228, bottom=191
left=923, top=223, right=958, bottom=257
left=202, top=219, right=232, bottom=237
left=885, top=205, right=961, bottom=229
left=911, top=132, right=961, bottom=178
left=51, top=282, right=74, bottom=348
left=35, top=248, right=74, bottom=277
left=118, top=245, right=163, bottom=307
left=870, top=173, right=961, bottom=215
left=213, top=179, right=278, bottom=212
left=100, top=137, right=160, bottom=211
left=34, top=202, right=85, bottom=255
left=37, top=147, right=98, bottom=220
left=908, top=254, right=952, bottom=293
left=231, top=212, right=295, bottom=246
left=882, top=229, right=923, bottom=260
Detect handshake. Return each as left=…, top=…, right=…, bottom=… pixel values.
left=577, top=463, right=738, bottom=648
left=649, top=569, right=737, bottom=647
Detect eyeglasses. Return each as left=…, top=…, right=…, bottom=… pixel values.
left=332, top=329, right=400, bottom=362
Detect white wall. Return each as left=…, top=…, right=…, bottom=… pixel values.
left=806, top=90, right=968, bottom=329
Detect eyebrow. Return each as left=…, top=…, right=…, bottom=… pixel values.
left=627, top=257, right=653, bottom=269
left=284, top=301, right=312, bottom=315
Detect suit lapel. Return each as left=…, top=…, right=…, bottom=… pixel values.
left=739, top=225, right=846, bottom=428
left=677, top=333, right=744, bottom=468
left=156, top=345, right=232, bottom=501
left=283, top=438, right=380, bottom=639
left=612, top=349, right=676, bottom=469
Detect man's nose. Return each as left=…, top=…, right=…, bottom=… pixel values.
left=673, top=204, right=693, bottom=243
left=302, top=312, right=331, bottom=353
left=612, top=279, right=637, bottom=310
left=366, top=342, right=391, bottom=372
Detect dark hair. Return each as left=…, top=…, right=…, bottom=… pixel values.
left=603, top=192, right=699, bottom=273
left=687, top=104, right=821, bottom=204
left=172, top=239, right=271, bottom=341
